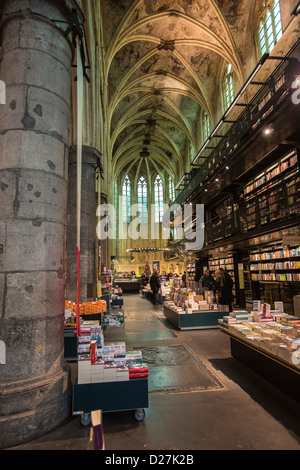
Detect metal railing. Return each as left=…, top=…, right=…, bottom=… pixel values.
left=174, top=40, right=300, bottom=208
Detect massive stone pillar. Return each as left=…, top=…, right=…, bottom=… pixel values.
left=0, top=0, right=83, bottom=449
left=66, top=146, right=100, bottom=302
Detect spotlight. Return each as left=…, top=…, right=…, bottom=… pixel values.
left=265, top=128, right=272, bottom=135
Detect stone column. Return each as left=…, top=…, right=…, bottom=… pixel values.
left=0, top=0, right=82, bottom=449
left=66, top=146, right=100, bottom=302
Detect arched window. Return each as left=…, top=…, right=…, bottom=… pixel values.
left=224, top=64, right=234, bottom=110
left=137, top=176, right=148, bottom=223
left=169, top=176, right=175, bottom=202
left=202, top=112, right=210, bottom=143
left=122, top=175, right=131, bottom=223
left=154, top=175, right=164, bottom=223
left=259, top=0, right=282, bottom=56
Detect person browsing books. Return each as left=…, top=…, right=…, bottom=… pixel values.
left=214, top=268, right=234, bottom=312
left=200, top=269, right=215, bottom=290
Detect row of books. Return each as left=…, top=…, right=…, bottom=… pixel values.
left=287, top=175, right=300, bottom=196
left=250, top=261, right=300, bottom=271
left=246, top=197, right=284, bottom=218
left=254, top=72, right=285, bottom=115
left=258, top=90, right=272, bottom=112
left=209, top=264, right=234, bottom=272
left=250, top=248, right=300, bottom=261
left=209, top=258, right=234, bottom=266
left=275, top=74, right=286, bottom=92
left=251, top=273, right=300, bottom=282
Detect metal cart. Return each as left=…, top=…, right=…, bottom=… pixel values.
left=73, top=378, right=148, bottom=425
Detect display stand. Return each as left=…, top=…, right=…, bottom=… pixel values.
left=111, top=297, right=123, bottom=307
left=221, top=328, right=300, bottom=402
left=73, top=378, right=148, bottom=424
left=102, top=308, right=124, bottom=334
left=100, top=293, right=110, bottom=312
left=115, top=281, right=140, bottom=293
left=142, top=288, right=150, bottom=299
left=142, top=288, right=152, bottom=300
left=81, top=313, right=102, bottom=322
left=64, top=328, right=78, bottom=361
left=142, top=288, right=166, bottom=303
left=71, top=293, right=148, bottom=424
left=163, top=304, right=229, bottom=330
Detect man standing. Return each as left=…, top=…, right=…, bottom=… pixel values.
left=200, top=269, right=215, bottom=290
left=150, top=270, right=161, bottom=305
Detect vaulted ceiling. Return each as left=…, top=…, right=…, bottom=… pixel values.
left=101, top=0, right=257, bottom=185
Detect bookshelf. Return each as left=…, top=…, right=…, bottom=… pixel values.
left=251, top=70, right=287, bottom=130
left=241, top=150, right=299, bottom=232
left=287, top=173, right=300, bottom=216
left=250, top=247, right=300, bottom=283
left=186, top=261, right=196, bottom=281
left=208, top=256, right=236, bottom=300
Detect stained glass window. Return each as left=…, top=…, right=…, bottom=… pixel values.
left=169, top=176, right=175, bottom=202
left=259, top=1, right=282, bottom=56
left=154, top=175, right=164, bottom=223
left=202, top=112, right=210, bottom=142
left=137, top=176, right=148, bottom=223
left=224, top=63, right=234, bottom=110
left=122, top=175, right=131, bottom=223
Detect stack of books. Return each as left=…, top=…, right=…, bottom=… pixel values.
left=219, top=301, right=300, bottom=367
left=77, top=323, right=148, bottom=384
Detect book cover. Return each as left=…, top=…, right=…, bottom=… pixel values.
left=91, top=340, right=96, bottom=364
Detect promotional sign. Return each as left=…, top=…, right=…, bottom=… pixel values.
left=153, top=260, right=160, bottom=273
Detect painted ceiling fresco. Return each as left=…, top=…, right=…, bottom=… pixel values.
left=102, top=0, right=255, bottom=184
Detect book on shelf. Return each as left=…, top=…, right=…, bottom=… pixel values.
left=275, top=74, right=286, bottom=92
left=258, top=90, right=272, bottom=111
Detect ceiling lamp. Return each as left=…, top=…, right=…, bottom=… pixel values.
left=126, top=248, right=169, bottom=253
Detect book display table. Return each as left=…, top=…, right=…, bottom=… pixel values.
left=163, top=304, right=228, bottom=330
left=221, top=328, right=300, bottom=402
left=115, top=281, right=140, bottom=293
left=73, top=378, right=148, bottom=424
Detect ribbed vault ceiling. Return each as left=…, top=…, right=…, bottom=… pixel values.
left=102, top=0, right=254, bottom=183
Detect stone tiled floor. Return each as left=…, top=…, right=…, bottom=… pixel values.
left=8, top=294, right=300, bottom=450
